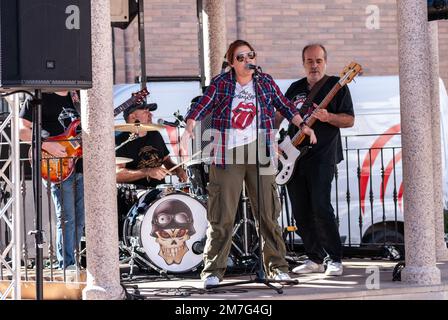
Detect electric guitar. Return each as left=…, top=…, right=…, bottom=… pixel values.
left=35, top=119, right=83, bottom=184
left=114, top=87, right=149, bottom=117
left=276, top=62, right=362, bottom=185
left=35, top=88, right=150, bottom=183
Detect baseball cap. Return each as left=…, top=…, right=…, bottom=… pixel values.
left=123, top=102, right=157, bottom=121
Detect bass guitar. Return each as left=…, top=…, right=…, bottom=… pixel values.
left=276, top=62, right=362, bottom=185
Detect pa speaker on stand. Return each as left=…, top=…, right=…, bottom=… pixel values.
left=0, top=0, right=92, bottom=92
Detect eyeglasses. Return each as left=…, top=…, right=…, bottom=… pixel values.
left=235, top=51, right=256, bottom=62
left=154, top=212, right=191, bottom=227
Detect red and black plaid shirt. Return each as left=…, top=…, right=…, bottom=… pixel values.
left=186, top=70, right=299, bottom=167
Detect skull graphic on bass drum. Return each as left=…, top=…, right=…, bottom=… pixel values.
left=150, top=199, right=196, bottom=265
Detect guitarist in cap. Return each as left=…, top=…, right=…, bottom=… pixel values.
left=19, top=91, right=84, bottom=270
left=276, top=44, right=355, bottom=276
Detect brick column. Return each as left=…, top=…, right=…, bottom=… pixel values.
left=397, top=0, right=441, bottom=285
left=428, top=21, right=448, bottom=261
left=204, top=0, right=227, bottom=79
left=82, top=0, right=125, bottom=299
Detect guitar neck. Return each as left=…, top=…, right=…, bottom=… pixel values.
left=292, top=82, right=342, bottom=147
left=114, top=99, right=135, bottom=117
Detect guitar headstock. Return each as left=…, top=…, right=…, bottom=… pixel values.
left=131, top=88, right=149, bottom=104
left=339, top=62, right=362, bottom=86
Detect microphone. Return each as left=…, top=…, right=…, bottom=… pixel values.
left=245, top=63, right=258, bottom=70
left=157, top=118, right=180, bottom=127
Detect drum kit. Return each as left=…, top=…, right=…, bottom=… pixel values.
left=114, top=122, right=259, bottom=277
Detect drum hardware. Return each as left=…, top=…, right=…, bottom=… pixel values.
left=278, top=184, right=297, bottom=251
left=186, top=159, right=210, bottom=198
left=121, top=236, right=167, bottom=279
left=115, top=133, right=138, bottom=152
left=114, top=122, right=164, bottom=134
left=231, top=181, right=258, bottom=259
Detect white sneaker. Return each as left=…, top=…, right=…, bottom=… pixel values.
left=203, top=276, right=220, bottom=289
left=325, top=261, right=343, bottom=276
left=65, top=265, right=77, bottom=271
left=292, top=260, right=325, bottom=274
left=273, top=272, right=292, bottom=281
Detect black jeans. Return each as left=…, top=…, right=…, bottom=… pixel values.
left=287, top=161, right=342, bottom=263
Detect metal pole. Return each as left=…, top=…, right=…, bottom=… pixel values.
left=138, top=0, right=147, bottom=89
left=12, top=94, right=22, bottom=299
left=196, top=0, right=206, bottom=88
left=31, top=89, right=44, bottom=300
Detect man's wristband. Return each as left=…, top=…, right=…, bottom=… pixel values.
left=299, top=121, right=306, bottom=128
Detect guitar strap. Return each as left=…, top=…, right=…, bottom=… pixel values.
left=301, top=75, right=330, bottom=116
left=69, top=90, right=82, bottom=117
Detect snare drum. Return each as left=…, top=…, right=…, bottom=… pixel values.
left=123, top=189, right=207, bottom=273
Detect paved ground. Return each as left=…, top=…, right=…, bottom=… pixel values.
left=2, top=257, right=447, bottom=300
left=119, top=258, right=448, bottom=300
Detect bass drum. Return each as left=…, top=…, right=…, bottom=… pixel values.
left=123, top=190, right=208, bottom=273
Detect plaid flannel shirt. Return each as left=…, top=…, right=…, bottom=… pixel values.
left=186, top=70, right=299, bottom=168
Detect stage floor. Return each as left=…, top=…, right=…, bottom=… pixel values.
left=119, top=258, right=448, bottom=300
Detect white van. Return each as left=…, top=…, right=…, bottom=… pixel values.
left=113, top=76, right=448, bottom=255
left=277, top=76, right=448, bottom=254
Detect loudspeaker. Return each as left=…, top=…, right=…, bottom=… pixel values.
left=428, top=0, right=448, bottom=21
left=110, top=0, right=138, bottom=29
left=0, top=0, right=92, bottom=91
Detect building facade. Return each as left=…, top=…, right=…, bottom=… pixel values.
left=112, top=0, right=448, bottom=86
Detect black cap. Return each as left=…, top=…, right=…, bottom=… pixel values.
left=123, top=102, right=157, bottom=121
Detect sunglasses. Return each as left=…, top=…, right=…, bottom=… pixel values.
left=235, top=51, right=256, bottom=62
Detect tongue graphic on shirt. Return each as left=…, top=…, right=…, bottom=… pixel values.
left=232, top=102, right=256, bottom=130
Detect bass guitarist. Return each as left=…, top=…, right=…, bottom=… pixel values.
left=276, top=44, right=355, bottom=276
left=19, top=91, right=84, bottom=270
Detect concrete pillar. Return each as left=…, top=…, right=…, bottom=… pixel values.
left=124, top=23, right=136, bottom=83
left=428, top=21, right=448, bottom=261
left=81, top=0, right=125, bottom=300
left=235, top=0, right=246, bottom=40
left=204, top=0, right=227, bottom=79
left=397, top=0, right=441, bottom=285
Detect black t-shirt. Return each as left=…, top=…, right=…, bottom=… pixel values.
left=19, top=92, right=83, bottom=172
left=285, top=76, right=354, bottom=165
left=115, top=131, right=170, bottom=188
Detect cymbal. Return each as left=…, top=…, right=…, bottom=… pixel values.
left=115, top=157, right=133, bottom=165
left=114, top=123, right=164, bottom=133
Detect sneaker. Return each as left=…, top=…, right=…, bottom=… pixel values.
left=273, top=271, right=292, bottom=281
left=292, top=260, right=325, bottom=274
left=203, top=276, right=220, bottom=289
left=325, top=261, right=343, bottom=276
left=65, top=265, right=77, bottom=271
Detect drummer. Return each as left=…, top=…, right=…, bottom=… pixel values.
left=115, top=101, right=187, bottom=188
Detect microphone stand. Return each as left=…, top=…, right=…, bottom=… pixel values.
left=208, top=66, right=298, bottom=294
left=29, top=90, right=44, bottom=300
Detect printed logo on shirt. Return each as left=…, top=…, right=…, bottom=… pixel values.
left=58, top=107, right=80, bottom=130
left=137, top=146, right=163, bottom=169
left=292, top=93, right=307, bottom=111
left=232, top=102, right=256, bottom=130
